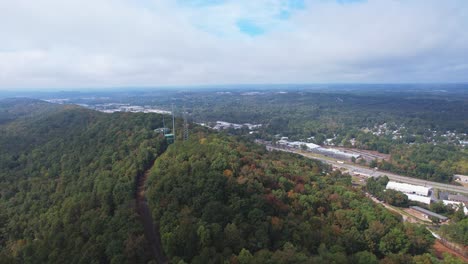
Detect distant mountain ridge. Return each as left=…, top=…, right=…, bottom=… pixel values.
left=0, top=98, right=66, bottom=125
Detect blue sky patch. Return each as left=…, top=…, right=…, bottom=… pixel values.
left=236, top=19, right=265, bottom=36
left=177, top=0, right=226, bottom=7
left=287, top=0, right=305, bottom=10
left=277, top=0, right=305, bottom=20
left=277, top=10, right=292, bottom=20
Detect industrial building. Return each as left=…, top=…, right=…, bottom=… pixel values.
left=386, top=181, right=432, bottom=197
left=406, top=194, right=432, bottom=205
left=277, top=140, right=320, bottom=150
left=276, top=139, right=361, bottom=161
left=448, top=194, right=468, bottom=204
left=385, top=181, right=432, bottom=205
left=315, top=147, right=361, bottom=160
left=410, top=206, right=448, bottom=222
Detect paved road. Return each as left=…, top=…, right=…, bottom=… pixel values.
left=265, top=145, right=468, bottom=195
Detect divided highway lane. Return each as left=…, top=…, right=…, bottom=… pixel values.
left=264, top=145, right=468, bottom=195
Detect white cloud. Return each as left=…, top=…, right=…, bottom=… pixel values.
left=0, top=0, right=467, bottom=89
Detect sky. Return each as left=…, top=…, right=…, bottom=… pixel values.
left=1, top=0, right=468, bottom=90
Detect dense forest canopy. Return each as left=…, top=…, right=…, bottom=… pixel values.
left=0, top=98, right=63, bottom=125
left=0, top=99, right=167, bottom=263
left=146, top=133, right=438, bottom=263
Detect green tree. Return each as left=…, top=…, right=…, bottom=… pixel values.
left=384, top=190, right=409, bottom=207
left=404, top=224, right=435, bottom=255
left=224, top=223, right=243, bottom=252
left=452, top=204, right=466, bottom=222
left=238, top=248, right=253, bottom=264
left=352, top=251, right=378, bottom=264
left=379, top=228, right=410, bottom=255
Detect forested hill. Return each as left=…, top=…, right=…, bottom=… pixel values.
left=0, top=99, right=449, bottom=263
left=146, top=134, right=437, bottom=263
left=0, top=99, right=168, bottom=263
left=0, top=98, right=64, bottom=125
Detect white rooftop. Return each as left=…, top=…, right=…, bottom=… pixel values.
left=406, top=194, right=431, bottom=205
left=386, top=181, right=431, bottom=196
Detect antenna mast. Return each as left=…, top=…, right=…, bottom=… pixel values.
left=183, top=106, right=189, bottom=141
left=182, top=90, right=189, bottom=141
left=172, top=103, right=175, bottom=142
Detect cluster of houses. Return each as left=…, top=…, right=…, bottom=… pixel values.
left=385, top=181, right=468, bottom=222
left=365, top=123, right=468, bottom=146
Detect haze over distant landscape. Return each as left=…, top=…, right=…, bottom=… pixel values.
left=1, top=0, right=468, bottom=90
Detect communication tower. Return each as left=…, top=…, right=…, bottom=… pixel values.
left=172, top=103, right=175, bottom=142
left=183, top=106, right=189, bottom=141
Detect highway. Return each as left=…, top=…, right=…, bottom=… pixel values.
left=264, top=145, right=468, bottom=195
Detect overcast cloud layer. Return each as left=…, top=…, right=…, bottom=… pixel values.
left=1, top=0, right=468, bottom=89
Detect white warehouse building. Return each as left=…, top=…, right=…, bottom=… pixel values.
left=386, top=181, right=432, bottom=205
left=386, top=181, right=432, bottom=197
left=406, top=194, right=432, bottom=205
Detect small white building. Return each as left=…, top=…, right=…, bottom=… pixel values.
left=386, top=181, right=432, bottom=197
left=454, top=174, right=468, bottom=183
left=443, top=200, right=468, bottom=215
